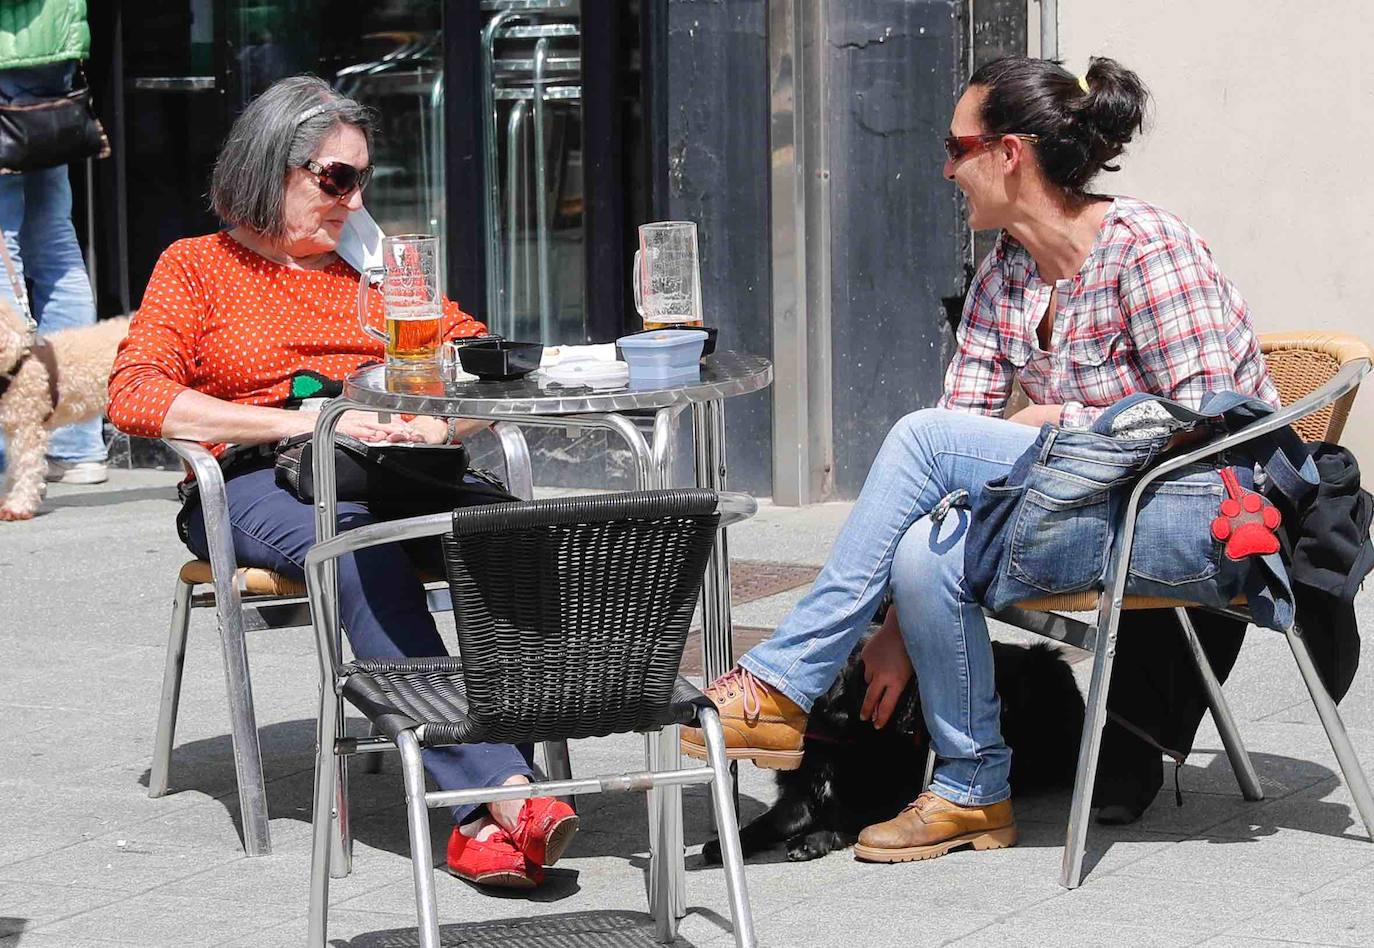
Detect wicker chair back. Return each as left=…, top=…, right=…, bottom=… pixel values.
left=439, top=489, right=720, bottom=744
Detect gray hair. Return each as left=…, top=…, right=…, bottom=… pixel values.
left=210, top=75, right=375, bottom=239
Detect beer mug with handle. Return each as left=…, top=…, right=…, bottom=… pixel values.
left=632, top=221, right=703, bottom=329
left=358, top=234, right=444, bottom=367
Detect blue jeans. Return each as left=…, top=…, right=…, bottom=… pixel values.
left=0, top=62, right=105, bottom=465
left=181, top=466, right=535, bottom=824
left=738, top=409, right=1038, bottom=806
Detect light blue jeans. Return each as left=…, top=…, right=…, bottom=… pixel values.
left=0, top=62, right=105, bottom=466
left=738, top=408, right=1039, bottom=806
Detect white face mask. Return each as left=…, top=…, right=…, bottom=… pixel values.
left=334, top=204, right=385, bottom=279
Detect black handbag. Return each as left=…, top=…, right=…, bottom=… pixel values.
left=0, top=83, right=110, bottom=174
left=272, top=432, right=517, bottom=514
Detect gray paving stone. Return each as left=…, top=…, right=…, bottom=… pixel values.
left=33, top=891, right=299, bottom=946
left=947, top=917, right=1211, bottom=947
left=6, top=470, right=1374, bottom=947
left=0, top=882, right=125, bottom=936
left=1221, top=867, right=1374, bottom=947
left=1009, top=874, right=1302, bottom=936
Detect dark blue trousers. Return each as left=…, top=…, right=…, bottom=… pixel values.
left=181, top=465, right=534, bottom=824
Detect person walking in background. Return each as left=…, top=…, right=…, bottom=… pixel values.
left=0, top=0, right=107, bottom=483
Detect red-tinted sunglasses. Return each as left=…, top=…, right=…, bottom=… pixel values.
left=943, top=133, right=1040, bottom=162
left=301, top=159, right=375, bottom=198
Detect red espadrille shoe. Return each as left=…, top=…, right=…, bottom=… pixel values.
left=510, top=797, right=580, bottom=867
left=446, top=827, right=544, bottom=889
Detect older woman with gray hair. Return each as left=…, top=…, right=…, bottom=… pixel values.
left=108, top=76, right=576, bottom=889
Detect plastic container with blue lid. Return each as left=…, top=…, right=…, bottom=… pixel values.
left=615, top=329, right=707, bottom=380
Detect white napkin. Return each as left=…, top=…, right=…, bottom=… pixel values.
left=539, top=343, right=619, bottom=368
left=336, top=206, right=385, bottom=278
left=542, top=359, right=630, bottom=389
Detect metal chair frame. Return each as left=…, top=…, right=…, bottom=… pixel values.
left=147, top=422, right=547, bottom=857
left=964, top=355, right=1374, bottom=888
left=302, top=491, right=760, bottom=948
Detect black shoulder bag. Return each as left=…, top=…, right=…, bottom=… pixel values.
left=0, top=71, right=111, bottom=174
left=272, top=433, right=517, bottom=517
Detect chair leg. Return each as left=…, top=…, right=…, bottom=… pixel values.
left=307, top=679, right=340, bottom=948
left=214, top=587, right=271, bottom=857
left=1174, top=608, right=1264, bottom=801
left=922, top=746, right=936, bottom=790
left=149, top=578, right=194, bottom=798
left=1285, top=624, right=1374, bottom=840
left=700, top=709, right=758, bottom=948
left=1061, top=600, right=1125, bottom=890
left=644, top=731, right=668, bottom=934
left=330, top=696, right=353, bottom=878
left=658, top=724, right=687, bottom=922
left=541, top=738, right=576, bottom=811
left=397, top=730, right=441, bottom=948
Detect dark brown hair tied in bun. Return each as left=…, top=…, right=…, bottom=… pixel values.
left=968, top=56, right=1150, bottom=199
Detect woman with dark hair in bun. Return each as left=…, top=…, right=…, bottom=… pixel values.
left=681, top=57, right=1278, bottom=861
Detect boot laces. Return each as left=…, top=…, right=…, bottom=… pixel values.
left=709, top=667, right=765, bottom=719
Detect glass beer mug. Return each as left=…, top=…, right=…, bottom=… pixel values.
left=358, top=234, right=444, bottom=368
left=632, top=221, right=704, bottom=329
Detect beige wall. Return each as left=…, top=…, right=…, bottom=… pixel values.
left=1057, top=1, right=1374, bottom=463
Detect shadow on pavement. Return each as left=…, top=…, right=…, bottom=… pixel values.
left=42, top=485, right=178, bottom=509
left=138, top=718, right=771, bottom=866
left=339, top=909, right=718, bottom=946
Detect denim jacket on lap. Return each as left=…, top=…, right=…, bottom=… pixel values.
left=963, top=391, right=1318, bottom=631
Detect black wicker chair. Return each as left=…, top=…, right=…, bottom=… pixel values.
left=303, top=489, right=759, bottom=948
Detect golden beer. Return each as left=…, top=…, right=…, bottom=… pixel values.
left=641, top=317, right=705, bottom=331
left=385, top=309, right=443, bottom=363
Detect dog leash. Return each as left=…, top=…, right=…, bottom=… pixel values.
left=0, top=235, right=38, bottom=341
left=0, top=237, right=59, bottom=418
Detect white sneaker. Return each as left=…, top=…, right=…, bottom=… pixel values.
left=44, top=460, right=109, bottom=485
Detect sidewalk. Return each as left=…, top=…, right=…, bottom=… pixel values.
left=1, top=469, right=1372, bottom=947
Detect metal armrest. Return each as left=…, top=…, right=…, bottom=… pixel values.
left=1131, top=358, right=1370, bottom=498
left=163, top=438, right=243, bottom=599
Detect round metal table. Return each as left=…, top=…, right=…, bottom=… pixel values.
left=308, top=351, right=772, bottom=901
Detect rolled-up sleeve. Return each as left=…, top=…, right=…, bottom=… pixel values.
left=107, top=245, right=206, bottom=438
left=441, top=299, right=487, bottom=340
left=938, top=254, right=1014, bottom=417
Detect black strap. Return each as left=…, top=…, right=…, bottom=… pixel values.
left=0, top=338, right=59, bottom=423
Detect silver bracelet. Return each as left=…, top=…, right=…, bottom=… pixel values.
left=445, top=417, right=461, bottom=444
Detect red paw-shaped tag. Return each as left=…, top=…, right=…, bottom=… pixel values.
left=1209, top=467, right=1281, bottom=560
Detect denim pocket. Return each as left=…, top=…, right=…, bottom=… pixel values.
left=1128, top=469, right=1225, bottom=586
left=1007, top=483, right=1110, bottom=594
left=1040, top=433, right=1156, bottom=492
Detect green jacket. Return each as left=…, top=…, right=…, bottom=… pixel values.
left=0, top=0, right=88, bottom=69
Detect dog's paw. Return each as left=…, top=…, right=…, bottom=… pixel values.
left=0, top=505, right=35, bottom=521
left=785, top=830, right=848, bottom=861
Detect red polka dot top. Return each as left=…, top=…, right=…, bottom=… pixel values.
left=108, top=232, right=486, bottom=455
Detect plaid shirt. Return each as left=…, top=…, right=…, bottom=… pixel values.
left=938, top=197, right=1278, bottom=428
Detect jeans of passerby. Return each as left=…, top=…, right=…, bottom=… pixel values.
left=736, top=408, right=1039, bottom=807
left=179, top=466, right=535, bottom=824
left=0, top=61, right=105, bottom=466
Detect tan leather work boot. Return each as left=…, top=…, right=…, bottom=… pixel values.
left=853, top=791, right=1018, bottom=863
left=680, top=668, right=807, bottom=769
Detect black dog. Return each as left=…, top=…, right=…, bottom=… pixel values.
left=702, top=638, right=1085, bottom=863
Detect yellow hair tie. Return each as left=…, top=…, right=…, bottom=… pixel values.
left=1078, top=74, right=1091, bottom=94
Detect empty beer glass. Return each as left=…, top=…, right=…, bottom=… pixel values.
left=632, top=221, right=704, bottom=329
left=358, top=234, right=444, bottom=367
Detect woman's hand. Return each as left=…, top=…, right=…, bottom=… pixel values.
left=1007, top=403, right=1065, bottom=427
left=285, top=410, right=428, bottom=444
left=860, top=607, right=915, bottom=729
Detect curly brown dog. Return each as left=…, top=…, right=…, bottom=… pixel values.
left=0, top=302, right=129, bottom=520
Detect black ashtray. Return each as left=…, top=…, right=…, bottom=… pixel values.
left=456, top=339, right=544, bottom=381
left=615, top=325, right=718, bottom=360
